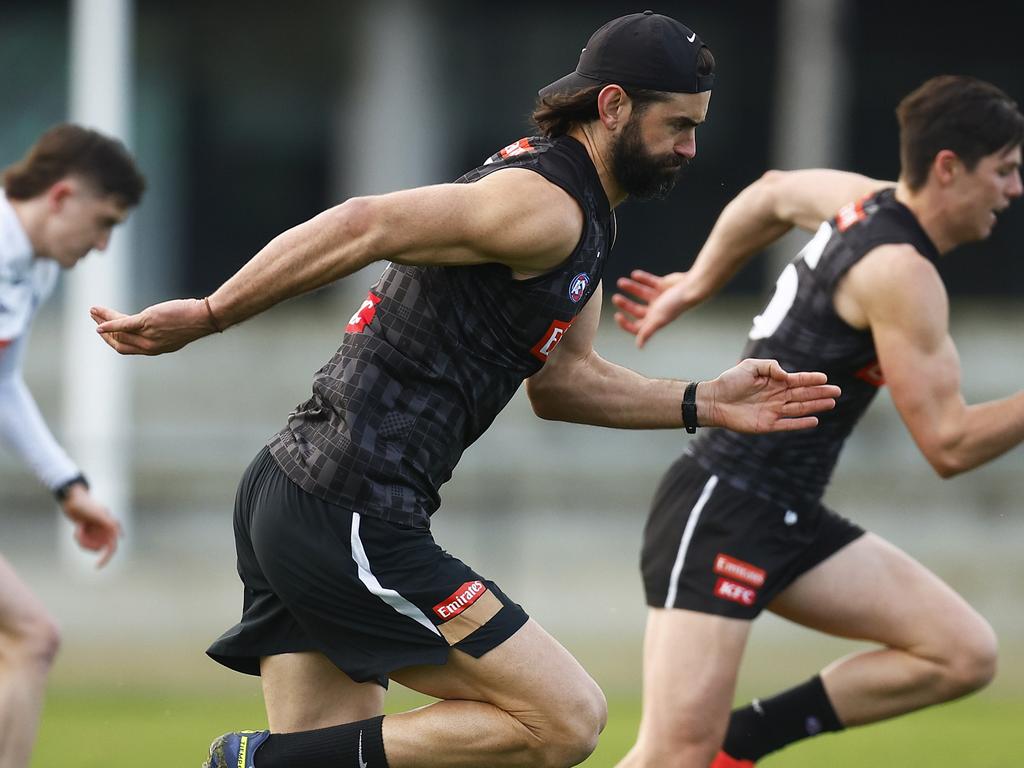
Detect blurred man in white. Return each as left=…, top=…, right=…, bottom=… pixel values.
left=0, top=123, right=144, bottom=768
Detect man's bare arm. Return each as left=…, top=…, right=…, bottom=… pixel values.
left=614, top=169, right=891, bottom=347
left=92, top=170, right=583, bottom=355
left=852, top=245, right=1024, bottom=477
left=527, top=292, right=689, bottom=428
left=209, top=171, right=584, bottom=326
left=685, top=169, right=890, bottom=301
left=527, top=288, right=840, bottom=434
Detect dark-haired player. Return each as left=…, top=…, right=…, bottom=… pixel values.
left=613, top=75, right=1023, bottom=767
left=94, top=13, right=838, bottom=768
left=1, top=123, right=144, bottom=768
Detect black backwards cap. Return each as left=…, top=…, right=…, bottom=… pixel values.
left=539, top=10, right=714, bottom=98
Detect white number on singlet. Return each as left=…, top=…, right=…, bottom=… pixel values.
left=748, top=221, right=832, bottom=340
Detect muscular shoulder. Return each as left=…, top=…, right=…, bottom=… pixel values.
left=472, top=168, right=584, bottom=270
left=839, top=243, right=947, bottom=331
left=366, top=168, right=586, bottom=274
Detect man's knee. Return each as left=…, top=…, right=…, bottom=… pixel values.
left=0, top=608, right=62, bottom=672
left=939, top=615, right=998, bottom=698
left=528, top=679, right=607, bottom=768
left=21, top=612, right=61, bottom=670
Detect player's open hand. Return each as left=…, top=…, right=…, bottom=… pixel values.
left=612, top=269, right=702, bottom=348
left=702, top=359, right=840, bottom=433
left=60, top=486, right=122, bottom=568
left=91, top=298, right=215, bottom=355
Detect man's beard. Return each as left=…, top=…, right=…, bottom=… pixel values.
left=610, top=117, right=688, bottom=200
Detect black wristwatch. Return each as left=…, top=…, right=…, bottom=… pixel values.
left=53, top=473, right=89, bottom=503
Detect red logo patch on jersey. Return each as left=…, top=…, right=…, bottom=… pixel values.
left=345, top=292, right=382, bottom=334
left=0, top=339, right=11, bottom=349
left=433, top=580, right=488, bottom=620
left=854, top=360, right=885, bottom=387
left=498, top=138, right=537, bottom=159
left=531, top=319, right=573, bottom=361
left=713, top=554, right=767, bottom=588
left=836, top=195, right=870, bottom=232
left=714, top=577, right=758, bottom=607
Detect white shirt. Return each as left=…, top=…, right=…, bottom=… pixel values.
left=0, top=192, right=79, bottom=491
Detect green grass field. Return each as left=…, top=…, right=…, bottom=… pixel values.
left=33, top=685, right=1024, bottom=767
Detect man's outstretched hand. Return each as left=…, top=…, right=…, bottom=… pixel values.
left=701, top=359, right=840, bottom=433
left=91, top=299, right=217, bottom=356
left=612, top=269, right=700, bottom=348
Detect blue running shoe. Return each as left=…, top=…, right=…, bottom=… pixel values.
left=202, top=730, right=270, bottom=768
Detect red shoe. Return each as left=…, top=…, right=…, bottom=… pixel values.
left=710, top=751, right=755, bottom=768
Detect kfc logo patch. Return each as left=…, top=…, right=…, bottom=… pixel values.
left=531, top=319, right=573, bottom=361
left=714, top=577, right=757, bottom=607
left=433, top=581, right=488, bottom=621
left=713, top=554, right=766, bottom=588
left=568, top=272, right=590, bottom=303
left=345, top=292, right=381, bottom=334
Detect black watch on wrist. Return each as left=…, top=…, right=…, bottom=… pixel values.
left=53, top=473, right=89, bottom=503
left=682, top=381, right=700, bottom=434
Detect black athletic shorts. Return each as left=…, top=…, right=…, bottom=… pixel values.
left=207, top=447, right=530, bottom=687
left=641, top=454, right=864, bottom=620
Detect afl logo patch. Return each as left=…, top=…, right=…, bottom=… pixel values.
left=568, top=272, right=590, bottom=303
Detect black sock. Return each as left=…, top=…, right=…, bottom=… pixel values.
left=254, top=715, right=389, bottom=768
left=721, top=675, right=844, bottom=761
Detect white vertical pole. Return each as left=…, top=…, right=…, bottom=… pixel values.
left=339, top=0, right=444, bottom=196
left=767, top=0, right=849, bottom=281
left=331, top=0, right=445, bottom=305
left=62, top=0, right=134, bottom=570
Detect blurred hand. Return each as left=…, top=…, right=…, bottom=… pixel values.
left=60, top=485, right=121, bottom=568
left=702, top=359, right=840, bottom=433
left=91, top=298, right=214, bottom=355
left=612, top=270, right=702, bottom=348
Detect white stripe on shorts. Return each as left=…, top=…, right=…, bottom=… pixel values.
left=664, top=474, right=719, bottom=609
left=350, top=513, right=441, bottom=637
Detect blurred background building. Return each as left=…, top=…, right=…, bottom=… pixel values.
left=1, top=0, right=1022, bottom=701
